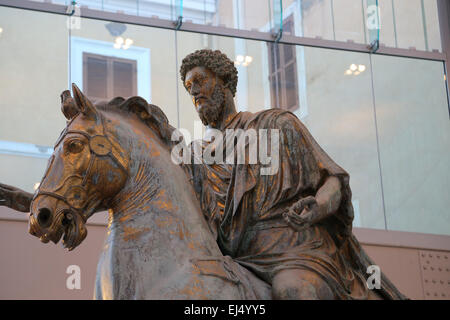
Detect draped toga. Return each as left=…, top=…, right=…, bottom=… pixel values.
left=184, top=109, right=406, bottom=300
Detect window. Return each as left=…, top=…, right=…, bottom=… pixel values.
left=267, top=16, right=299, bottom=112
left=70, top=37, right=151, bottom=102
left=83, top=53, right=137, bottom=101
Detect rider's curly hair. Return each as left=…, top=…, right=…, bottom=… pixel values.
left=180, top=49, right=238, bottom=97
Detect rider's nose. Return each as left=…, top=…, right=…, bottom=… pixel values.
left=37, top=207, right=53, bottom=228
left=190, top=83, right=200, bottom=96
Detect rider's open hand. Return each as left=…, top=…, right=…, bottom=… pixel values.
left=283, top=196, right=320, bottom=231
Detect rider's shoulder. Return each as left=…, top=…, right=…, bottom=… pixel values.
left=248, top=108, right=303, bottom=130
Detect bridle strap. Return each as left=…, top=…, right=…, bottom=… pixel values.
left=35, top=190, right=88, bottom=223
left=81, top=155, right=95, bottom=186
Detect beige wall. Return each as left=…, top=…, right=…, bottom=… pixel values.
left=0, top=8, right=68, bottom=146
left=0, top=216, right=105, bottom=299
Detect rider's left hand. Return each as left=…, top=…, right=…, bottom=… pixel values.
left=283, top=196, right=320, bottom=231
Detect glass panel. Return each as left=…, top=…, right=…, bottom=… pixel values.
left=78, top=0, right=139, bottom=16
left=27, top=1, right=445, bottom=52
left=270, top=75, right=277, bottom=108
left=70, top=17, right=179, bottom=126
left=74, top=0, right=104, bottom=11
left=85, top=54, right=108, bottom=99
left=0, top=7, right=68, bottom=192
left=272, top=0, right=283, bottom=32
left=268, top=41, right=299, bottom=111
left=113, top=59, right=136, bottom=98
left=300, top=0, right=335, bottom=40
left=372, top=55, right=450, bottom=235
left=392, top=0, right=426, bottom=50
left=366, top=0, right=381, bottom=47
left=48, top=0, right=175, bottom=19
left=377, top=0, right=397, bottom=48
left=377, top=0, right=442, bottom=52
left=422, top=0, right=442, bottom=52
left=285, top=63, right=298, bottom=110
left=190, top=0, right=271, bottom=32
left=1, top=2, right=448, bottom=235
left=301, top=47, right=386, bottom=229
left=333, top=0, right=366, bottom=43
left=0, top=156, right=49, bottom=194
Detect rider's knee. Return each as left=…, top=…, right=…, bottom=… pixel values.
left=272, top=278, right=318, bottom=299
left=271, top=269, right=334, bottom=300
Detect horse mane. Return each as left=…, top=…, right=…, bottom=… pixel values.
left=95, top=96, right=177, bottom=148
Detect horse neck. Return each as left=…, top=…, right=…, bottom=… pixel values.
left=107, top=119, right=219, bottom=259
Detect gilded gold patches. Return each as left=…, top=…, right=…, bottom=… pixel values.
left=64, top=186, right=87, bottom=209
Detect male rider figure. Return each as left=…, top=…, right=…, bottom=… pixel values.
left=178, top=49, right=404, bottom=300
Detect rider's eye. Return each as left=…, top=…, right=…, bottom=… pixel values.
left=67, top=140, right=84, bottom=154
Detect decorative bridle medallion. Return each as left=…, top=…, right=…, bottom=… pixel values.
left=90, top=135, right=113, bottom=156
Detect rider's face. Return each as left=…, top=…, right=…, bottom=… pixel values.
left=184, top=66, right=225, bottom=126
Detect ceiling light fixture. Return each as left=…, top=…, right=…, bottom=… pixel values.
left=114, top=36, right=133, bottom=50
left=234, top=55, right=253, bottom=67
left=122, top=38, right=134, bottom=50
left=345, top=64, right=366, bottom=76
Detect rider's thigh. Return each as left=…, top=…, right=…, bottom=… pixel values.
left=271, top=268, right=335, bottom=300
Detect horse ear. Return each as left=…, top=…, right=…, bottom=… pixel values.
left=72, top=83, right=97, bottom=120
left=60, top=90, right=79, bottom=120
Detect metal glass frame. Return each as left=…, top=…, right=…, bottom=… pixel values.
left=0, top=0, right=448, bottom=115
left=0, top=0, right=446, bottom=61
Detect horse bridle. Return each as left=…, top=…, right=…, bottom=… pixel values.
left=32, top=115, right=128, bottom=222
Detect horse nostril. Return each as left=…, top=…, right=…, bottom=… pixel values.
left=37, top=208, right=52, bottom=228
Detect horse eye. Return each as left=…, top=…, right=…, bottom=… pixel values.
left=67, top=140, right=84, bottom=154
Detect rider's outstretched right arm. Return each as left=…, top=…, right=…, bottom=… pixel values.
left=0, top=183, right=33, bottom=213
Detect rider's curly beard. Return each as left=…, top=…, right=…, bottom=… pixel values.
left=198, top=83, right=225, bottom=127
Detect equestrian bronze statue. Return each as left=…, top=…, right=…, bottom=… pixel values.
left=0, top=49, right=406, bottom=300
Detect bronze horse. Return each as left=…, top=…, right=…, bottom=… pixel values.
left=28, top=84, right=271, bottom=299
left=23, top=84, right=405, bottom=300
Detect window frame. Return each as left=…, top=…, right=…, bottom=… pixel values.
left=70, top=36, right=151, bottom=102
left=267, top=15, right=300, bottom=113
left=82, top=52, right=138, bottom=101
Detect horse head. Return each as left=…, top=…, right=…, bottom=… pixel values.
left=29, top=84, right=131, bottom=250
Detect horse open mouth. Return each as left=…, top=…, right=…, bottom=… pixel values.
left=60, top=210, right=88, bottom=250
left=30, top=209, right=87, bottom=251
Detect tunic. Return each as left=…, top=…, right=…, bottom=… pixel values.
left=185, top=109, right=406, bottom=300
